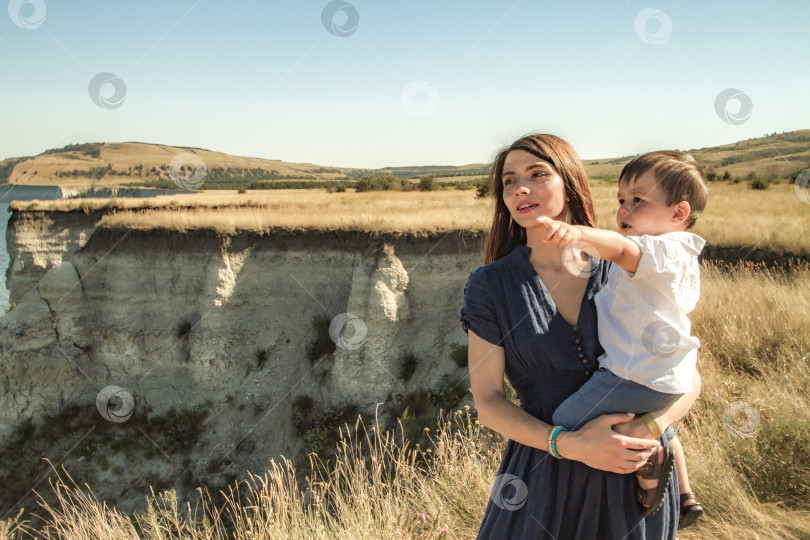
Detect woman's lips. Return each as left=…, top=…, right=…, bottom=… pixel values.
left=517, top=203, right=538, bottom=214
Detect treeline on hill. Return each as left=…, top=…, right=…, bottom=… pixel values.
left=44, top=142, right=103, bottom=158
left=355, top=165, right=490, bottom=179
left=146, top=174, right=487, bottom=192
left=701, top=164, right=809, bottom=191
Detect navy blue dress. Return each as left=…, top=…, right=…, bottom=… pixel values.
left=461, top=244, right=677, bottom=539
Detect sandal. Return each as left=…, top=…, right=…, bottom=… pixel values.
left=635, top=446, right=675, bottom=517
left=678, top=491, right=704, bottom=529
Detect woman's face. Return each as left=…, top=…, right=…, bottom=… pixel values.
left=501, top=149, right=568, bottom=228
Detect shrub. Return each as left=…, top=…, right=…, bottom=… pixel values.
left=417, top=175, right=438, bottom=191
left=398, top=178, right=415, bottom=191
left=749, top=176, right=769, bottom=190
left=307, top=314, right=336, bottom=361
left=475, top=177, right=490, bottom=198
left=327, top=182, right=348, bottom=193
left=290, top=394, right=316, bottom=434
left=399, top=351, right=418, bottom=382
left=355, top=174, right=401, bottom=192
left=255, top=348, right=268, bottom=368
left=449, top=343, right=468, bottom=368
left=290, top=396, right=361, bottom=465
left=176, top=320, right=192, bottom=339
left=430, top=374, right=467, bottom=412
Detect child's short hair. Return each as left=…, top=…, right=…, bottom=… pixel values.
left=619, top=151, right=708, bottom=228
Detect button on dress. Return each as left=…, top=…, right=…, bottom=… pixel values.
left=461, top=244, right=677, bottom=540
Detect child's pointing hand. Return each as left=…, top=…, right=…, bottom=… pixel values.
left=536, top=216, right=582, bottom=246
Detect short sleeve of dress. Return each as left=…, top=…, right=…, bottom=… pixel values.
left=460, top=267, right=503, bottom=346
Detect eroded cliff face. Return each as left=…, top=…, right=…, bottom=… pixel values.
left=0, top=209, right=483, bottom=512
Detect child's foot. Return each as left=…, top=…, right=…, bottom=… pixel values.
left=635, top=446, right=675, bottom=517
left=678, top=491, right=704, bottom=529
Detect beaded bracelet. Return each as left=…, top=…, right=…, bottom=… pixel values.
left=547, top=425, right=569, bottom=459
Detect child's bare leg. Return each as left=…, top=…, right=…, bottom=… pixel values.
left=669, top=436, right=691, bottom=495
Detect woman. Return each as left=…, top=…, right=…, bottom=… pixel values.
left=461, top=134, right=700, bottom=539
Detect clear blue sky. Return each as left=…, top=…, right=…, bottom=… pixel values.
left=1, top=0, right=808, bottom=168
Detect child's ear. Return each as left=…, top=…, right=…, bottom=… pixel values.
left=672, top=201, right=691, bottom=225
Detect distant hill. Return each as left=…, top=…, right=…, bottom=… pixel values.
left=584, top=130, right=810, bottom=182
left=0, top=142, right=359, bottom=188
left=1, top=131, right=808, bottom=189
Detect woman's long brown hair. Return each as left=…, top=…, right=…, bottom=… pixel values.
left=483, top=134, right=596, bottom=264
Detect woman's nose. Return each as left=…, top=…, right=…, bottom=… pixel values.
left=513, top=180, right=530, bottom=194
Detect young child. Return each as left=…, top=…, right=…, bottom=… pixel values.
left=540, top=151, right=706, bottom=526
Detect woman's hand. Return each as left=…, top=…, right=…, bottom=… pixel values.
left=612, top=415, right=656, bottom=440
left=555, top=413, right=659, bottom=474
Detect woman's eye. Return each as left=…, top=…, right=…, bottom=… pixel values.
left=503, top=178, right=514, bottom=186
left=633, top=197, right=642, bottom=203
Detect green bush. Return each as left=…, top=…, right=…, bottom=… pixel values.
left=417, top=175, right=438, bottom=191
left=355, top=174, right=403, bottom=192
left=290, top=396, right=361, bottom=465
left=307, top=314, right=336, bottom=361
left=0, top=400, right=211, bottom=518
left=176, top=320, right=192, bottom=339
left=430, top=374, right=467, bottom=412
left=327, top=182, right=348, bottom=193
left=749, top=176, right=769, bottom=190
left=399, top=351, right=418, bottom=382
left=255, top=348, right=268, bottom=368
left=449, top=343, right=468, bottom=368
left=475, top=177, right=490, bottom=198
left=384, top=374, right=471, bottom=449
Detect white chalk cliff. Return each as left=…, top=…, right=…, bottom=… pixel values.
left=0, top=208, right=481, bottom=512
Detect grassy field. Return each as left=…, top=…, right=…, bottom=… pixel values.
left=1, top=262, right=809, bottom=538
left=2, top=179, right=809, bottom=538
left=13, top=181, right=810, bottom=254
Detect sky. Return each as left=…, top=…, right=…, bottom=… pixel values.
left=1, top=0, right=808, bottom=169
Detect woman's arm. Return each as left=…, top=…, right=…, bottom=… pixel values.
left=613, top=368, right=702, bottom=440
left=468, top=330, right=659, bottom=473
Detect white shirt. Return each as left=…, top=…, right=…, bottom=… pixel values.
left=595, top=232, right=706, bottom=394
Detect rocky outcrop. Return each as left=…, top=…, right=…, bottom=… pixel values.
left=0, top=209, right=484, bottom=513
left=5, top=210, right=100, bottom=306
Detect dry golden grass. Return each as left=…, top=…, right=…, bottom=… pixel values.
left=14, top=190, right=495, bottom=234
left=1, top=410, right=496, bottom=540
left=676, top=262, right=810, bottom=538
left=14, top=182, right=810, bottom=253
left=2, top=265, right=809, bottom=539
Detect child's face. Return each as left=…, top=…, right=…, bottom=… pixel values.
left=616, top=171, right=684, bottom=236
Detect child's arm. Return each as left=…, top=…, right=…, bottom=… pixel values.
left=536, top=216, right=642, bottom=273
